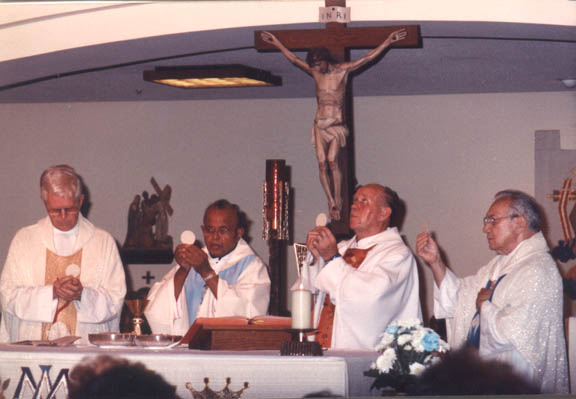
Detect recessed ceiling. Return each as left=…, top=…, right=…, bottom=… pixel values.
left=0, top=15, right=574, bottom=103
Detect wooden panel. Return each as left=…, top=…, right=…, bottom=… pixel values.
left=183, top=317, right=294, bottom=350
left=186, top=325, right=292, bottom=350
left=210, top=329, right=292, bottom=351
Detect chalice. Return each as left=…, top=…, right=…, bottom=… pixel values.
left=125, top=299, right=149, bottom=335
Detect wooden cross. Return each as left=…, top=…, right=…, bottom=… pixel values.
left=547, top=177, right=576, bottom=243
left=255, top=1, right=420, bottom=62
left=150, top=177, right=173, bottom=215
left=254, top=0, right=421, bottom=234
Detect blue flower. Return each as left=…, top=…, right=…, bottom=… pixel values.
left=367, top=320, right=450, bottom=393
left=420, top=331, right=439, bottom=351
left=386, top=325, right=399, bottom=335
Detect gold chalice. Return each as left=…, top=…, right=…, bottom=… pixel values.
left=125, top=299, right=149, bottom=336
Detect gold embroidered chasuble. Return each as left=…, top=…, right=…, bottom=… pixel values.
left=41, top=249, right=82, bottom=339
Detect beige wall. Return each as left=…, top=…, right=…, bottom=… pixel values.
left=1, top=91, right=574, bottom=318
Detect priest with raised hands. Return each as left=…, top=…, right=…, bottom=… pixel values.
left=304, top=184, right=422, bottom=350
left=145, top=199, right=270, bottom=335
left=0, top=165, right=126, bottom=344
left=415, top=190, right=568, bottom=394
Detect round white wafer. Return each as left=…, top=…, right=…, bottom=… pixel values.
left=65, top=264, right=80, bottom=278
left=315, top=212, right=328, bottom=227
left=180, top=230, right=196, bottom=245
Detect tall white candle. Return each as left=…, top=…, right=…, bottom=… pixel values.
left=291, top=289, right=312, bottom=329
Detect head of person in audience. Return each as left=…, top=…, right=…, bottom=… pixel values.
left=201, top=199, right=247, bottom=258
left=40, top=164, right=84, bottom=232
left=68, top=355, right=179, bottom=399
left=482, top=190, right=542, bottom=255
left=406, top=347, right=540, bottom=395
left=349, top=184, right=399, bottom=240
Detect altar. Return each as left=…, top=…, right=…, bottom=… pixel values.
left=0, top=344, right=379, bottom=398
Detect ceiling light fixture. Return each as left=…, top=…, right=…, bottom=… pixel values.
left=143, top=65, right=281, bottom=89
left=560, top=79, right=576, bottom=89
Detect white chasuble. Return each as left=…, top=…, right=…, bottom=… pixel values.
left=305, top=228, right=422, bottom=350
left=0, top=215, right=126, bottom=344
left=145, top=239, right=270, bottom=336
left=434, top=232, right=568, bottom=394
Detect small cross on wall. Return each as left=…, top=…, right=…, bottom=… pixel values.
left=142, top=270, right=155, bottom=285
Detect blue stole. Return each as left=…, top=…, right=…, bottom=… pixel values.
left=466, top=274, right=507, bottom=348
left=184, top=254, right=256, bottom=325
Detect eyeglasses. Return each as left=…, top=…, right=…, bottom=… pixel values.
left=483, top=214, right=518, bottom=226
left=202, top=226, right=235, bottom=236
left=46, top=207, right=80, bottom=217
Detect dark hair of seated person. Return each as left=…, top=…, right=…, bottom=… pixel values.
left=406, top=347, right=540, bottom=396
left=68, top=355, right=179, bottom=399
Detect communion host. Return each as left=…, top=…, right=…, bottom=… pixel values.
left=304, top=184, right=422, bottom=350
left=145, top=199, right=270, bottom=335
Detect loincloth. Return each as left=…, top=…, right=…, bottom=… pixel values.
left=312, top=118, right=348, bottom=148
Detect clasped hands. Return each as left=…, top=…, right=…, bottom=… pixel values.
left=53, top=276, right=83, bottom=302
left=174, top=243, right=214, bottom=278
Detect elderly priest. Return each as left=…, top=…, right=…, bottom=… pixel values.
left=145, top=199, right=270, bottom=335
left=304, top=184, right=422, bottom=350
left=416, top=190, right=568, bottom=394
left=0, top=165, right=126, bottom=344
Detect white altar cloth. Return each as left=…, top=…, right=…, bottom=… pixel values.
left=0, top=344, right=378, bottom=398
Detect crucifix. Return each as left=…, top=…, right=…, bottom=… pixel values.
left=255, top=0, right=420, bottom=234
left=547, top=176, right=576, bottom=262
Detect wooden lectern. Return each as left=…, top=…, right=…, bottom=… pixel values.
left=182, top=316, right=292, bottom=351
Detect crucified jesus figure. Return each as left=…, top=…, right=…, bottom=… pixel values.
left=261, top=28, right=407, bottom=220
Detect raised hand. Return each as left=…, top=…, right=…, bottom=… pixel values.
left=261, top=31, right=280, bottom=47
left=174, top=243, right=210, bottom=274
left=173, top=243, right=216, bottom=299
left=416, top=228, right=447, bottom=286
left=416, top=230, right=440, bottom=266
left=389, top=28, right=407, bottom=43
left=306, top=226, right=338, bottom=263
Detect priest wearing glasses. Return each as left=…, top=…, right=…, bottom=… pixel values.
left=145, top=199, right=270, bottom=335
left=416, top=190, right=568, bottom=394
left=0, top=165, right=126, bottom=344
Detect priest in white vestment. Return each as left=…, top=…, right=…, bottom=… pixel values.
left=145, top=199, right=270, bottom=335
left=416, top=190, right=568, bottom=394
left=0, top=165, right=126, bottom=344
left=304, top=184, right=422, bottom=350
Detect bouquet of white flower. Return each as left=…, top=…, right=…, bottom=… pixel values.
left=364, top=319, right=450, bottom=393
